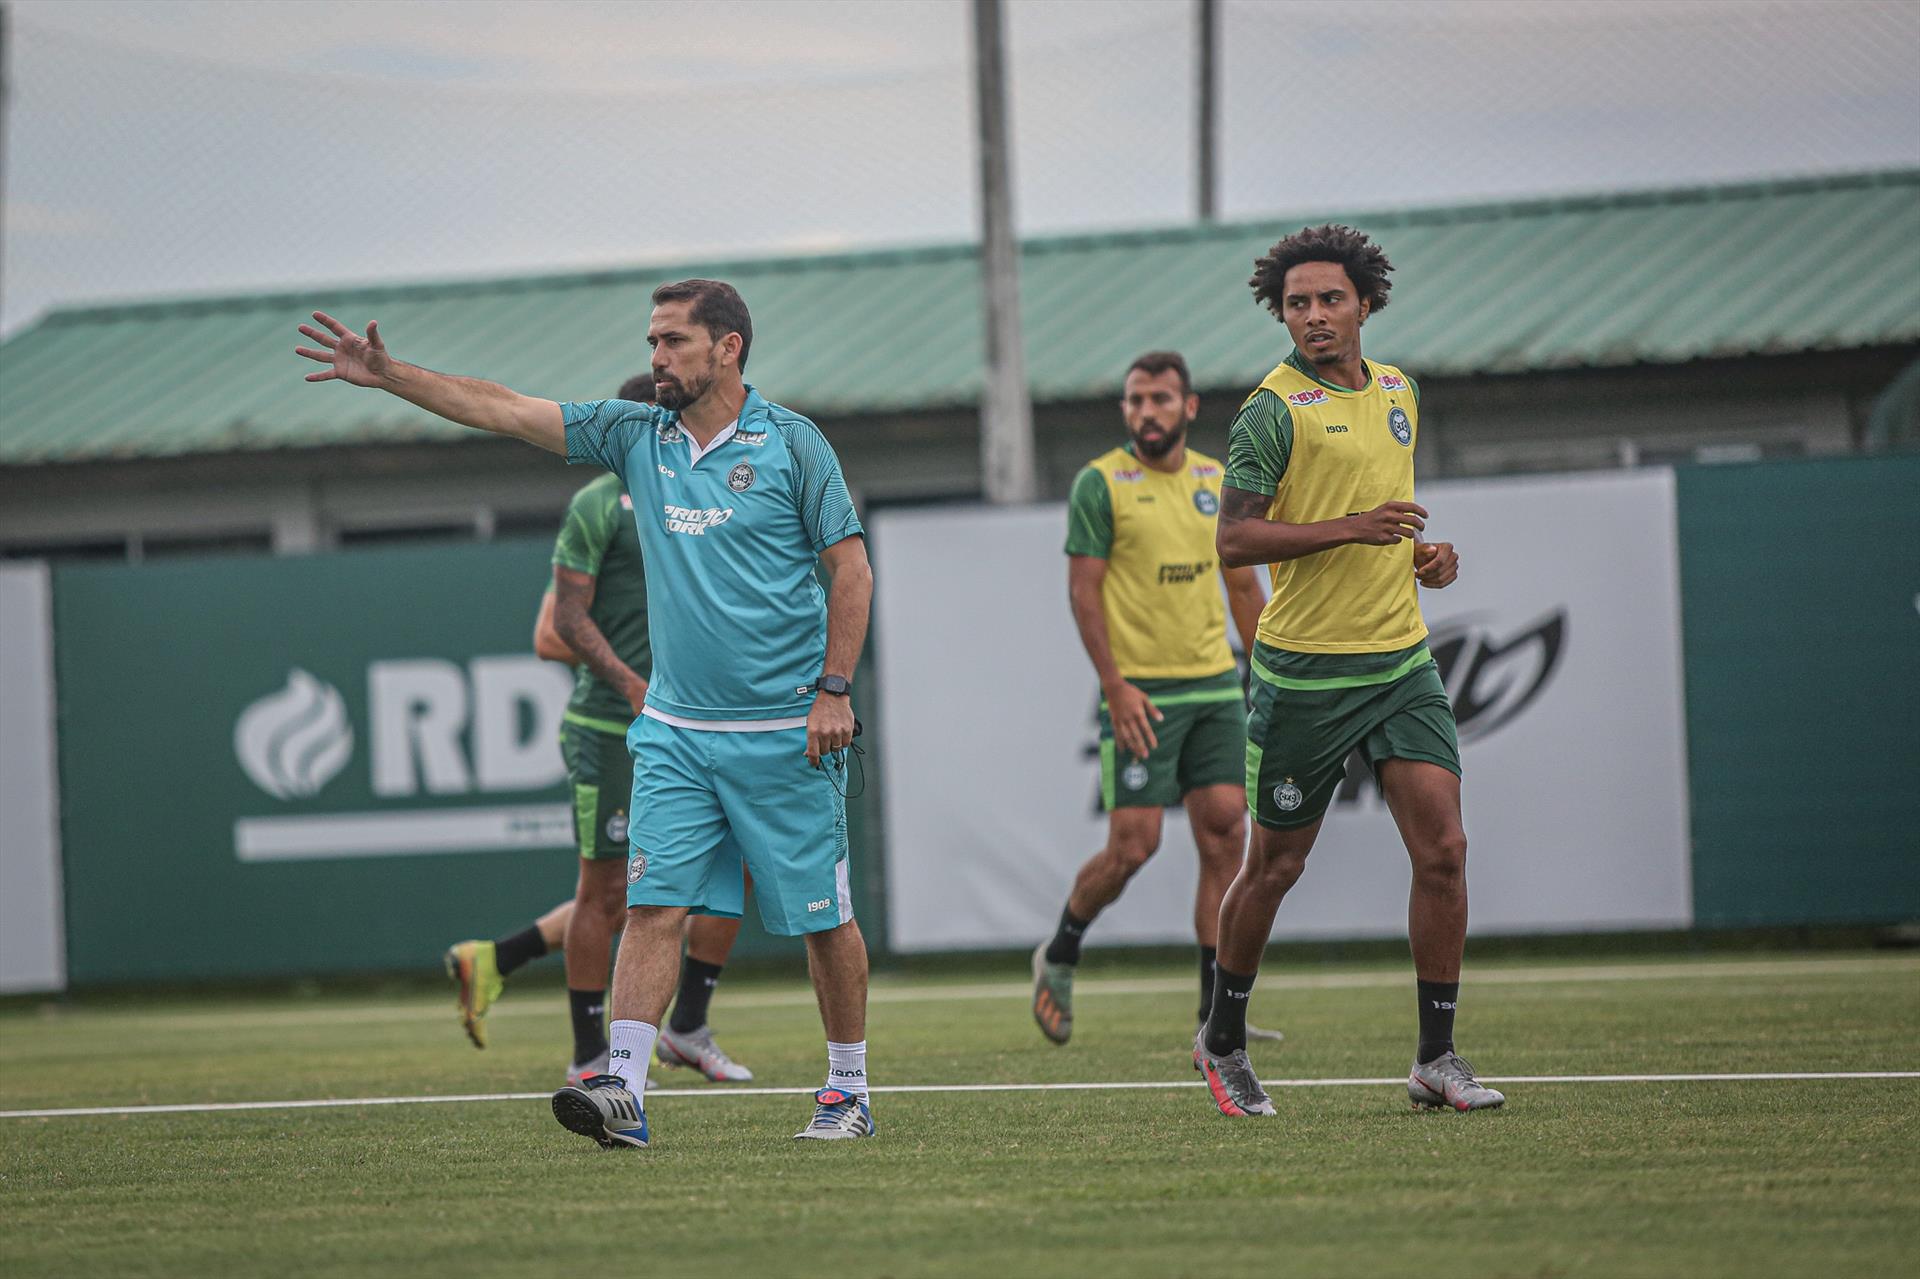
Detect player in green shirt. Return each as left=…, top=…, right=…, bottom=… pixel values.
left=444, top=375, right=753, bottom=1085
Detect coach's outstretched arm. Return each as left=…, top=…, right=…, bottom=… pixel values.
left=295, top=312, right=565, bottom=454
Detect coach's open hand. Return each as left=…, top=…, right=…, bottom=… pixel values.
left=806, top=691, right=856, bottom=768
left=1414, top=541, right=1459, bottom=588
left=1103, top=679, right=1164, bottom=761
left=296, top=312, right=393, bottom=387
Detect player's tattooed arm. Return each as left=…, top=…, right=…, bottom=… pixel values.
left=533, top=589, right=580, bottom=665
left=295, top=312, right=566, bottom=453
left=551, top=567, right=648, bottom=713
left=1217, top=485, right=1428, bottom=567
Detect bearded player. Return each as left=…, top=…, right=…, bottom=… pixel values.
left=1192, top=225, right=1504, bottom=1117
left=1031, top=351, right=1277, bottom=1046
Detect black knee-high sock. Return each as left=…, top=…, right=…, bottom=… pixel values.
left=568, top=988, right=608, bottom=1065
left=1198, top=946, right=1218, bottom=1024
left=668, top=957, right=725, bottom=1034
left=1204, top=966, right=1256, bottom=1056
left=493, top=924, right=547, bottom=977
left=1417, top=980, right=1459, bottom=1063
left=1044, top=906, right=1092, bottom=965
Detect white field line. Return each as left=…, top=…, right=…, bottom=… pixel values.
left=3, top=1072, right=1916, bottom=1121
left=16, top=955, right=1917, bottom=1035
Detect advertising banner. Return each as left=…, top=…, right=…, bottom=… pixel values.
left=0, top=563, right=66, bottom=993
left=52, top=539, right=866, bottom=984
left=874, top=469, right=1693, bottom=952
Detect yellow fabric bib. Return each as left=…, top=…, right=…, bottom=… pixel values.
left=1252, top=358, right=1427, bottom=654
left=1089, top=445, right=1235, bottom=679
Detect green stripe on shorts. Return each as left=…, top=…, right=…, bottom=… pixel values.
left=1251, top=644, right=1433, bottom=691
left=572, top=782, right=599, bottom=860
left=564, top=708, right=631, bottom=736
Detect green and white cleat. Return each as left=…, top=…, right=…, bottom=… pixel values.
left=551, top=1074, right=648, bottom=1149
left=443, top=939, right=504, bottom=1049
left=1031, top=943, right=1074, bottom=1045
left=1193, top=1030, right=1277, bottom=1117
left=1408, top=1051, right=1506, bottom=1112
left=655, top=1024, right=754, bottom=1082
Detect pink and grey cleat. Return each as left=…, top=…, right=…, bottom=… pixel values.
left=1408, top=1051, right=1506, bottom=1111
left=1192, top=1030, right=1276, bottom=1117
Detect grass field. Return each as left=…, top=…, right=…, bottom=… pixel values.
left=3, top=950, right=1917, bottom=1277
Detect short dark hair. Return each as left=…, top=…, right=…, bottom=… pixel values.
left=1250, top=224, right=1394, bottom=320
left=616, top=373, right=655, bottom=403
left=650, top=278, right=753, bottom=371
left=1125, top=350, right=1192, bottom=395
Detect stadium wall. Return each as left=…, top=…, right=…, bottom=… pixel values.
left=1675, top=454, right=1920, bottom=928
left=13, top=456, right=1917, bottom=988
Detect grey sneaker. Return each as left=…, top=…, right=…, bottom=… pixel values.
left=1408, top=1051, right=1505, bottom=1112
left=656, top=1024, right=754, bottom=1082
left=793, top=1087, right=875, bottom=1140
left=1192, top=1030, right=1276, bottom=1117
left=1031, top=942, right=1074, bottom=1045
left=551, top=1074, right=648, bottom=1149
left=564, top=1049, right=609, bottom=1087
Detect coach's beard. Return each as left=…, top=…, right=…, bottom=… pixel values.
left=652, top=374, right=708, bottom=411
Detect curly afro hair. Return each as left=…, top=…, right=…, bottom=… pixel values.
left=1249, top=224, right=1394, bottom=321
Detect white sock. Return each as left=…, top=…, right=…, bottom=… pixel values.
left=608, top=1020, right=657, bottom=1100
left=826, top=1039, right=868, bottom=1102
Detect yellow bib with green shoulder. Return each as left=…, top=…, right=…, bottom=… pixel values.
left=1248, top=357, right=1427, bottom=654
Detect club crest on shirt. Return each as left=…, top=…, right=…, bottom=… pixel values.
left=727, top=462, right=756, bottom=492
left=1388, top=406, right=1412, bottom=447
left=1287, top=389, right=1329, bottom=407
left=1122, top=760, right=1150, bottom=791
left=606, top=812, right=629, bottom=844
left=1273, top=780, right=1304, bottom=811
left=1193, top=489, right=1219, bottom=515
left=1378, top=373, right=1408, bottom=391
left=627, top=851, right=647, bottom=884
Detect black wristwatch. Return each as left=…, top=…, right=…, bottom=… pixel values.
left=815, top=674, right=852, bottom=697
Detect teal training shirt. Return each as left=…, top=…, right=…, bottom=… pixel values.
left=562, top=386, right=863, bottom=721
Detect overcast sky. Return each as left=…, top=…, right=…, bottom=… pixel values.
left=4, top=0, right=1916, bottom=335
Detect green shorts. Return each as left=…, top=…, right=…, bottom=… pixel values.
left=1099, top=671, right=1247, bottom=810
left=560, top=714, right=636, bottom=860
left=1245, top=640, right=1460, bottom=829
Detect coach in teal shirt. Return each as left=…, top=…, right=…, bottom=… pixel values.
left=294, top=277, right=879, bottom=1148
left=563, top=386, right=862, bottom=721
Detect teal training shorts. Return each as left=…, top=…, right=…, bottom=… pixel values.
left=625, top=714, right=852, bottom=937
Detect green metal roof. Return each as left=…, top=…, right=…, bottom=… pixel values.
left=3, top=170, right=1916, bottom=465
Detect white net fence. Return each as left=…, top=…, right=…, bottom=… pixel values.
left=5, top=0, right=1916, bottom=335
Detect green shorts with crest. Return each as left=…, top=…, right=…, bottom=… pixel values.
left=560, top=714, right=636, bottom=860
left=1098, top=670, right=1246, bottom=810
left=1245, top=640, right=1460, bottom=829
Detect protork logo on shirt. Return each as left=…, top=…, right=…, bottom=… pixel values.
left=662, top=505, right=734, bottom=536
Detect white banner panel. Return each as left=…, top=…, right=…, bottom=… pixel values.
left=0, top=563, right=67, bottom=992
left=874, top=469, right=1691, bottom=952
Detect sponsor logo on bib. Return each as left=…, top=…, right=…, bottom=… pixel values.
left=1287, top=389, right=1329, bottom=407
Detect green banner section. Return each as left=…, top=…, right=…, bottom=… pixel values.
left=1676, top=454, right=1920, bottom=927
left=52, top=540, right=885, bottom=985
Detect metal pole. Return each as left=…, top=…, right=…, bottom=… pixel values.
left=1196, top=0, right=1217, bottom=222
left=0, top=2, right=12, bottom=327
left=971, top=0, right=1037, bottom=504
